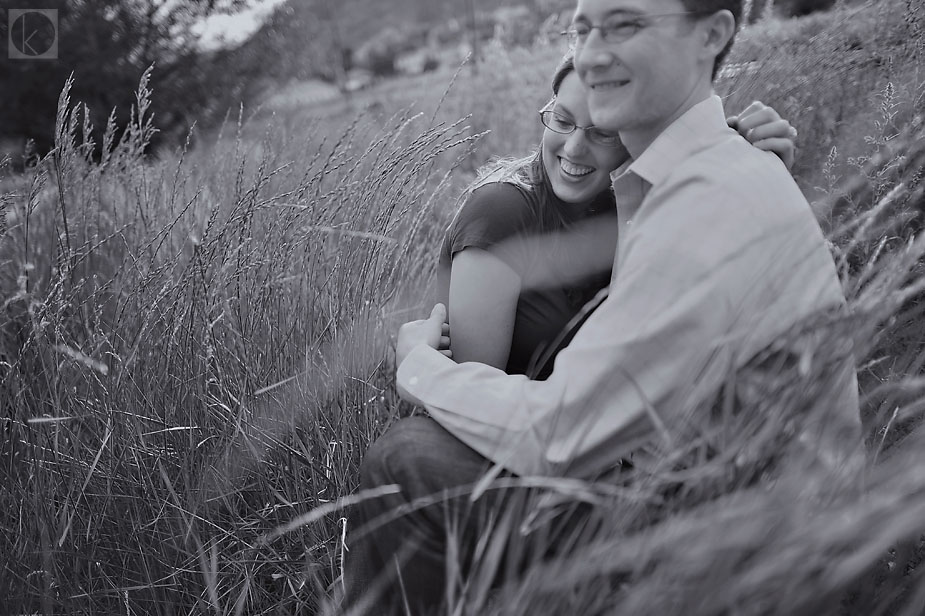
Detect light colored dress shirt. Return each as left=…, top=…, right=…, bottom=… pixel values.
left=398, top=95, right=860, bottom=478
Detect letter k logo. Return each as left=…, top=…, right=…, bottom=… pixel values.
left=8, top=9, right=58, bottom=60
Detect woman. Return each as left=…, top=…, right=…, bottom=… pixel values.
left=437, top=54, right=798, bottom=379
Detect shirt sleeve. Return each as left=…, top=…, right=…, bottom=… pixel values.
left=444, top=182, right=536, bottom=275
left=398, top=242, right=716, bottom=477
left=398, top=174, right=847, bottom=479
left=400, top=181, right=726, bottom=477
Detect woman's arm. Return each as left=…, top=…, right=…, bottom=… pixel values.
left=447, top=248, right=522, bottom=369
left=728, top=101, right=798, bottom=170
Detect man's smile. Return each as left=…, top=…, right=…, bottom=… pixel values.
left=589, top=79, right=630, bottom=90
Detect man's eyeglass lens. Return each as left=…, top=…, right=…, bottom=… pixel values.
left=561, top=11, right=704, bottom=46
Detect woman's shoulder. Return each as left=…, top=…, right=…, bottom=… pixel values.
left=456, top=181, right=537, bottom=229
left=443, top=180, right=542, bottom=262
left=461, top=181, right=533, bottom=217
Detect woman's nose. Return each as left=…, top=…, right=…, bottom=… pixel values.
left=563, top=129, right=589, bottom=157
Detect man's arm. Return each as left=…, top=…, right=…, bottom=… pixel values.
left=398, top=202, right=739, bottom=477
left=397, top=161, right=844, bottom=478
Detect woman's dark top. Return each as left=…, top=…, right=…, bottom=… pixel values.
left=437, top=182, right=615, bottom=380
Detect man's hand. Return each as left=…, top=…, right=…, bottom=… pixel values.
left=728, top=100, right=798, bottom=171
left=396, top=303, right=452, bottom=366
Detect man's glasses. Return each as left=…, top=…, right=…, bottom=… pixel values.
left=561, top=11, right=706, bottom=47
left=539, top=109, right=622, bottom=147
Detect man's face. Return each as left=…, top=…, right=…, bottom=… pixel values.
left=573, top=0, right=709, bottom=141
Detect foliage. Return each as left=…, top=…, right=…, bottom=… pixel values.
left=716, top=0, right=921, bottom=193
left=354, top=27, right=411, bottom=77
left=2, top=0, right=925, bottom=614
left=777, top=0, right=839, bottom=16
left=0, top=68, right=482, bottom=613
left=234, top=0, right=559, bottom=90
left=746, top=0, right=843, bottom=21
left=0, top=0, right=247, bottom=158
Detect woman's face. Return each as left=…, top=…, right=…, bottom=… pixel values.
left=541, top=72, right=630, bottom=204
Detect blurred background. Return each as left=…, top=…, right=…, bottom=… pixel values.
left=1, top=0, right=845, bottom=161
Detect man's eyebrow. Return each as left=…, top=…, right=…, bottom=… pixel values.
left=603, top=9, right=646, bottom=17
left=574, top=8, right=645, bottom=21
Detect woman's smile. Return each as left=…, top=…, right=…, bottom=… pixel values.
left=541, top=72, right=629, bottom=204
left=559, top=157, right=597, bottom=178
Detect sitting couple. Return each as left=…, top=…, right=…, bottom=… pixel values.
left=343, top=0, right=862, bottom=613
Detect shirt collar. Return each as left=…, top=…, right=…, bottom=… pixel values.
left=611, top=94, right=734, bottom=188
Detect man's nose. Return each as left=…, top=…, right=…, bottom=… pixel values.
left=575, top=30, right=614, bottom=75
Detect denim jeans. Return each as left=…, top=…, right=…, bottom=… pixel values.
left=341, top=416, right=496, bottom=614
left=342, top=416, right=588, bottom=615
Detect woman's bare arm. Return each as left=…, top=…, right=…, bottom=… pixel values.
left=447, top=248, right=521, bottom=369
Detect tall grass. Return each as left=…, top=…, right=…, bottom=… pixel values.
left=0, top=66, right=483, bottom=613
left=1, top=0, right=924, bottom=613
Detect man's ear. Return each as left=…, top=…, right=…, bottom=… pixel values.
left=699, top=9, right=736, bottom=59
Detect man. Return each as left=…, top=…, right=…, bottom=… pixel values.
left=343, top=1, right=861, bottom=612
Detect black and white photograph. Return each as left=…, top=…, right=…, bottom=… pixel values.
left=1, top=0, right=924, bottom=613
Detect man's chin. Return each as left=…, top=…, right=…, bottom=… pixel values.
left=587, top=106, right=626, bottom=136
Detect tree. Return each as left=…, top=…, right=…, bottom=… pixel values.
left=0, top=0, right=246, bottom=157
left=781, top=0, right=838, bottom=16
left=354, top=27, right=410, bottom=77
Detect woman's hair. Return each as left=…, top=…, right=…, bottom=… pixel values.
left=464, top=52, right=613, bottom=233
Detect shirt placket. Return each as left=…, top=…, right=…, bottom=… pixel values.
left=611, top=170, right=650, bottom=283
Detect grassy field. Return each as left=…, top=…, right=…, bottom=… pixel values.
left=2, top=0, right=925, bottom=613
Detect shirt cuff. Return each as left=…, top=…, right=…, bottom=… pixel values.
left=396, top=344, right=456, bottom=406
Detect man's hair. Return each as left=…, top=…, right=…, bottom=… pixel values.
left=679, top=0, right=743, bottom=80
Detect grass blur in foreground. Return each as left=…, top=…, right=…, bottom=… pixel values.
left=1, top=0, right=925, bottom=613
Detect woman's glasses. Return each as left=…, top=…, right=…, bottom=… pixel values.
left=539, top=109, right=623, bottom=148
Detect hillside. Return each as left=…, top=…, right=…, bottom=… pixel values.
left=222, top=0, right=569, bottom=86
left=219, top=0, right=851, bottom=109
left=270, top=0, right=568, bottom=48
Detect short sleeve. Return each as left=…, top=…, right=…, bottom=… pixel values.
left=443, top=182, right=538, bottom=276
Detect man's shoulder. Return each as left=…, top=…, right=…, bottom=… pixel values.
left=644, top=135, right=811, bottom=233
left=685, top=136, right=802, bottom=200
left=633, top=135, right=826, bottom=273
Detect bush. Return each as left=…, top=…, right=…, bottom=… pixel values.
left=0, top=0, right=238, bottom=157
left=354, top=27, right=412, bottom=77
left=779, top=0, right=839, bottom=16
